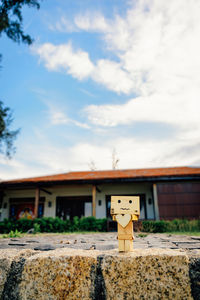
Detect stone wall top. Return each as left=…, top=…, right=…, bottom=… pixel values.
left=0, top=247, right=199, bottom=299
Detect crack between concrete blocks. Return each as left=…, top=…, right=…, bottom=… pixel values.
left=90, top=255, right=106, bottom=300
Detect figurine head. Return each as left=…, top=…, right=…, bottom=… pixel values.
left=110, top=196, right=140, bottom=215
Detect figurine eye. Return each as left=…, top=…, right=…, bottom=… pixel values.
left=118, top=200, right=121, bottom=203
left=129, top=200, right=132, bottom=203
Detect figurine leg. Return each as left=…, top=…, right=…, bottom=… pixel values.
left=130, top=240, right=133, bottom=251
left=118, top=240, right=125, bottom=252
left=125, top=240, right=133, bottom=252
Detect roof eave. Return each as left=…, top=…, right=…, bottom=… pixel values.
left=0, top=174, right=200, bottom=189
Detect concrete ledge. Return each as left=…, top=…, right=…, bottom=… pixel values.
left=0, top=248, right=199, bottom=299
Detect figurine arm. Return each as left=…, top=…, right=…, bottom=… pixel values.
left=112, top=215, right=116, bottom=221
left=132, top=214, right=139, bottom=221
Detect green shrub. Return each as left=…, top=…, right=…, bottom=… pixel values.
left=63, top=219, right=71, bottom=232
left=1, top=216, right=199, bottom=234
left=141, top=219, right=200, bottom=233
left=0, top=219, right=15, bottom=233
left=79, top=216, right=97, bottom=231
left=77, top=217, right=107, bottom=232
left=0, top=216, right=84, bottom=233
left=71, top=216, right=80, bottom=231
left=142, top=220, right=155, bottom=233
left=96, top=218, right=107, bottom=232
left=78, top=217, right=98, bottom=231
left=34, top=217, right=52, bottom=232
left=33, top=223, right=41, bottom=234
left=16, top=218, right=33, bottom=232
left=51, top=217, right=67, bottom=232
left=138, top=233, right=148, bottom=238
left=33, top=217, right=72, bottom=233
left=33, top=218, right=48, bottom=232
left=153, top=220, right=169, bottom=233
left=171, top=219, right=200, bottom=232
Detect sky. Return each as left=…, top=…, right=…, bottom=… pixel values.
left=0, top=0, right=200, bottom=180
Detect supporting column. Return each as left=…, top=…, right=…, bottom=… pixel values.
left=153, top=183, right=159, bottom=220
left=34, top=187, right=40, bottom=218
left=92, top=185, right=96, bottom=217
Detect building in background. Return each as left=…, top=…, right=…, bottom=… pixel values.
left=0, top=166, right=200, bottom=221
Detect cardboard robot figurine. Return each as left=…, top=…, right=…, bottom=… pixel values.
left=111, top=196, right=140, bottom=252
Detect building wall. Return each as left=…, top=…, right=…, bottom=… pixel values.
left=1, top=180, right=200, bottom=221
left=0, top=182, right=154, bottom=221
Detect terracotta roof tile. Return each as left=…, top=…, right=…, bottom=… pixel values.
left=1, top=166, right=200, bottom=185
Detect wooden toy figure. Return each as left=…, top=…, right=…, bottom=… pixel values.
left=111, top=196, right=140, bottom=252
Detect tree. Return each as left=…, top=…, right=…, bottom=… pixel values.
left=0, top=0, right=41, bottom=157
left=88, top=159, right=97, bottom=171
left=112, top=148, right=119, bottom=170
left=0, top=0, right=40, bottom=45
left=0, top=101, right=19, bottom=157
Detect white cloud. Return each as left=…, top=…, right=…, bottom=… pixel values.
left=19, top=0, right=200, bottom=180
left=0, top=154, right=46, bottom=180
left=35, top=0, right=200, bottom=97
left=74, top=12, right=109, bottom=32
left=72, top=120, right=90, bottom=129
left=34, top=42, right=94, bottom=80
left=85, top=91, right=199, bottom=131
left=49, top=108, right=69, bottom=125
left=34, top=42, right=134, bottom=94
left=1, top=131, right=199, bottom=180
left=46, top=102, right=90, bottom=129
left=80, top=0, right=200, bottom=146
left=34, top=91, right=91, bottom=130
left=93, top=59, right=133, bottom=94
left=50, top=16, right=78, bottom=33
left=0, top=142, right=110, bottom=180
left=74, top=0, right=200, bottom=96
left=79, top=88, right=96, bottom=98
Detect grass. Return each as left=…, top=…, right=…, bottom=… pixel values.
left=0, top=231, right=103, bottom=239
left=0, top=230, right=199, bottom=239
left=137, top=233, right=148, bottom=238
left=165, top=231, right=200, bottom=236
left=137, top=232, right=200, bottom=237
left=2, top=229, right=23, bottom=238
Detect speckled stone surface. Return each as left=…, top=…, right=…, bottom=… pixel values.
left=101, top=249, right=192, bottom=300
left=0, top=247, right=197, bottom=300
left=20, top=249, right=97, bottom=300
left=0, top=249, right=20, bottom=296
left=0, top=249, right=36, bottom=299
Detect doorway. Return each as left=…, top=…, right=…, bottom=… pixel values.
left=56, top=196, right=92, bottom=220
